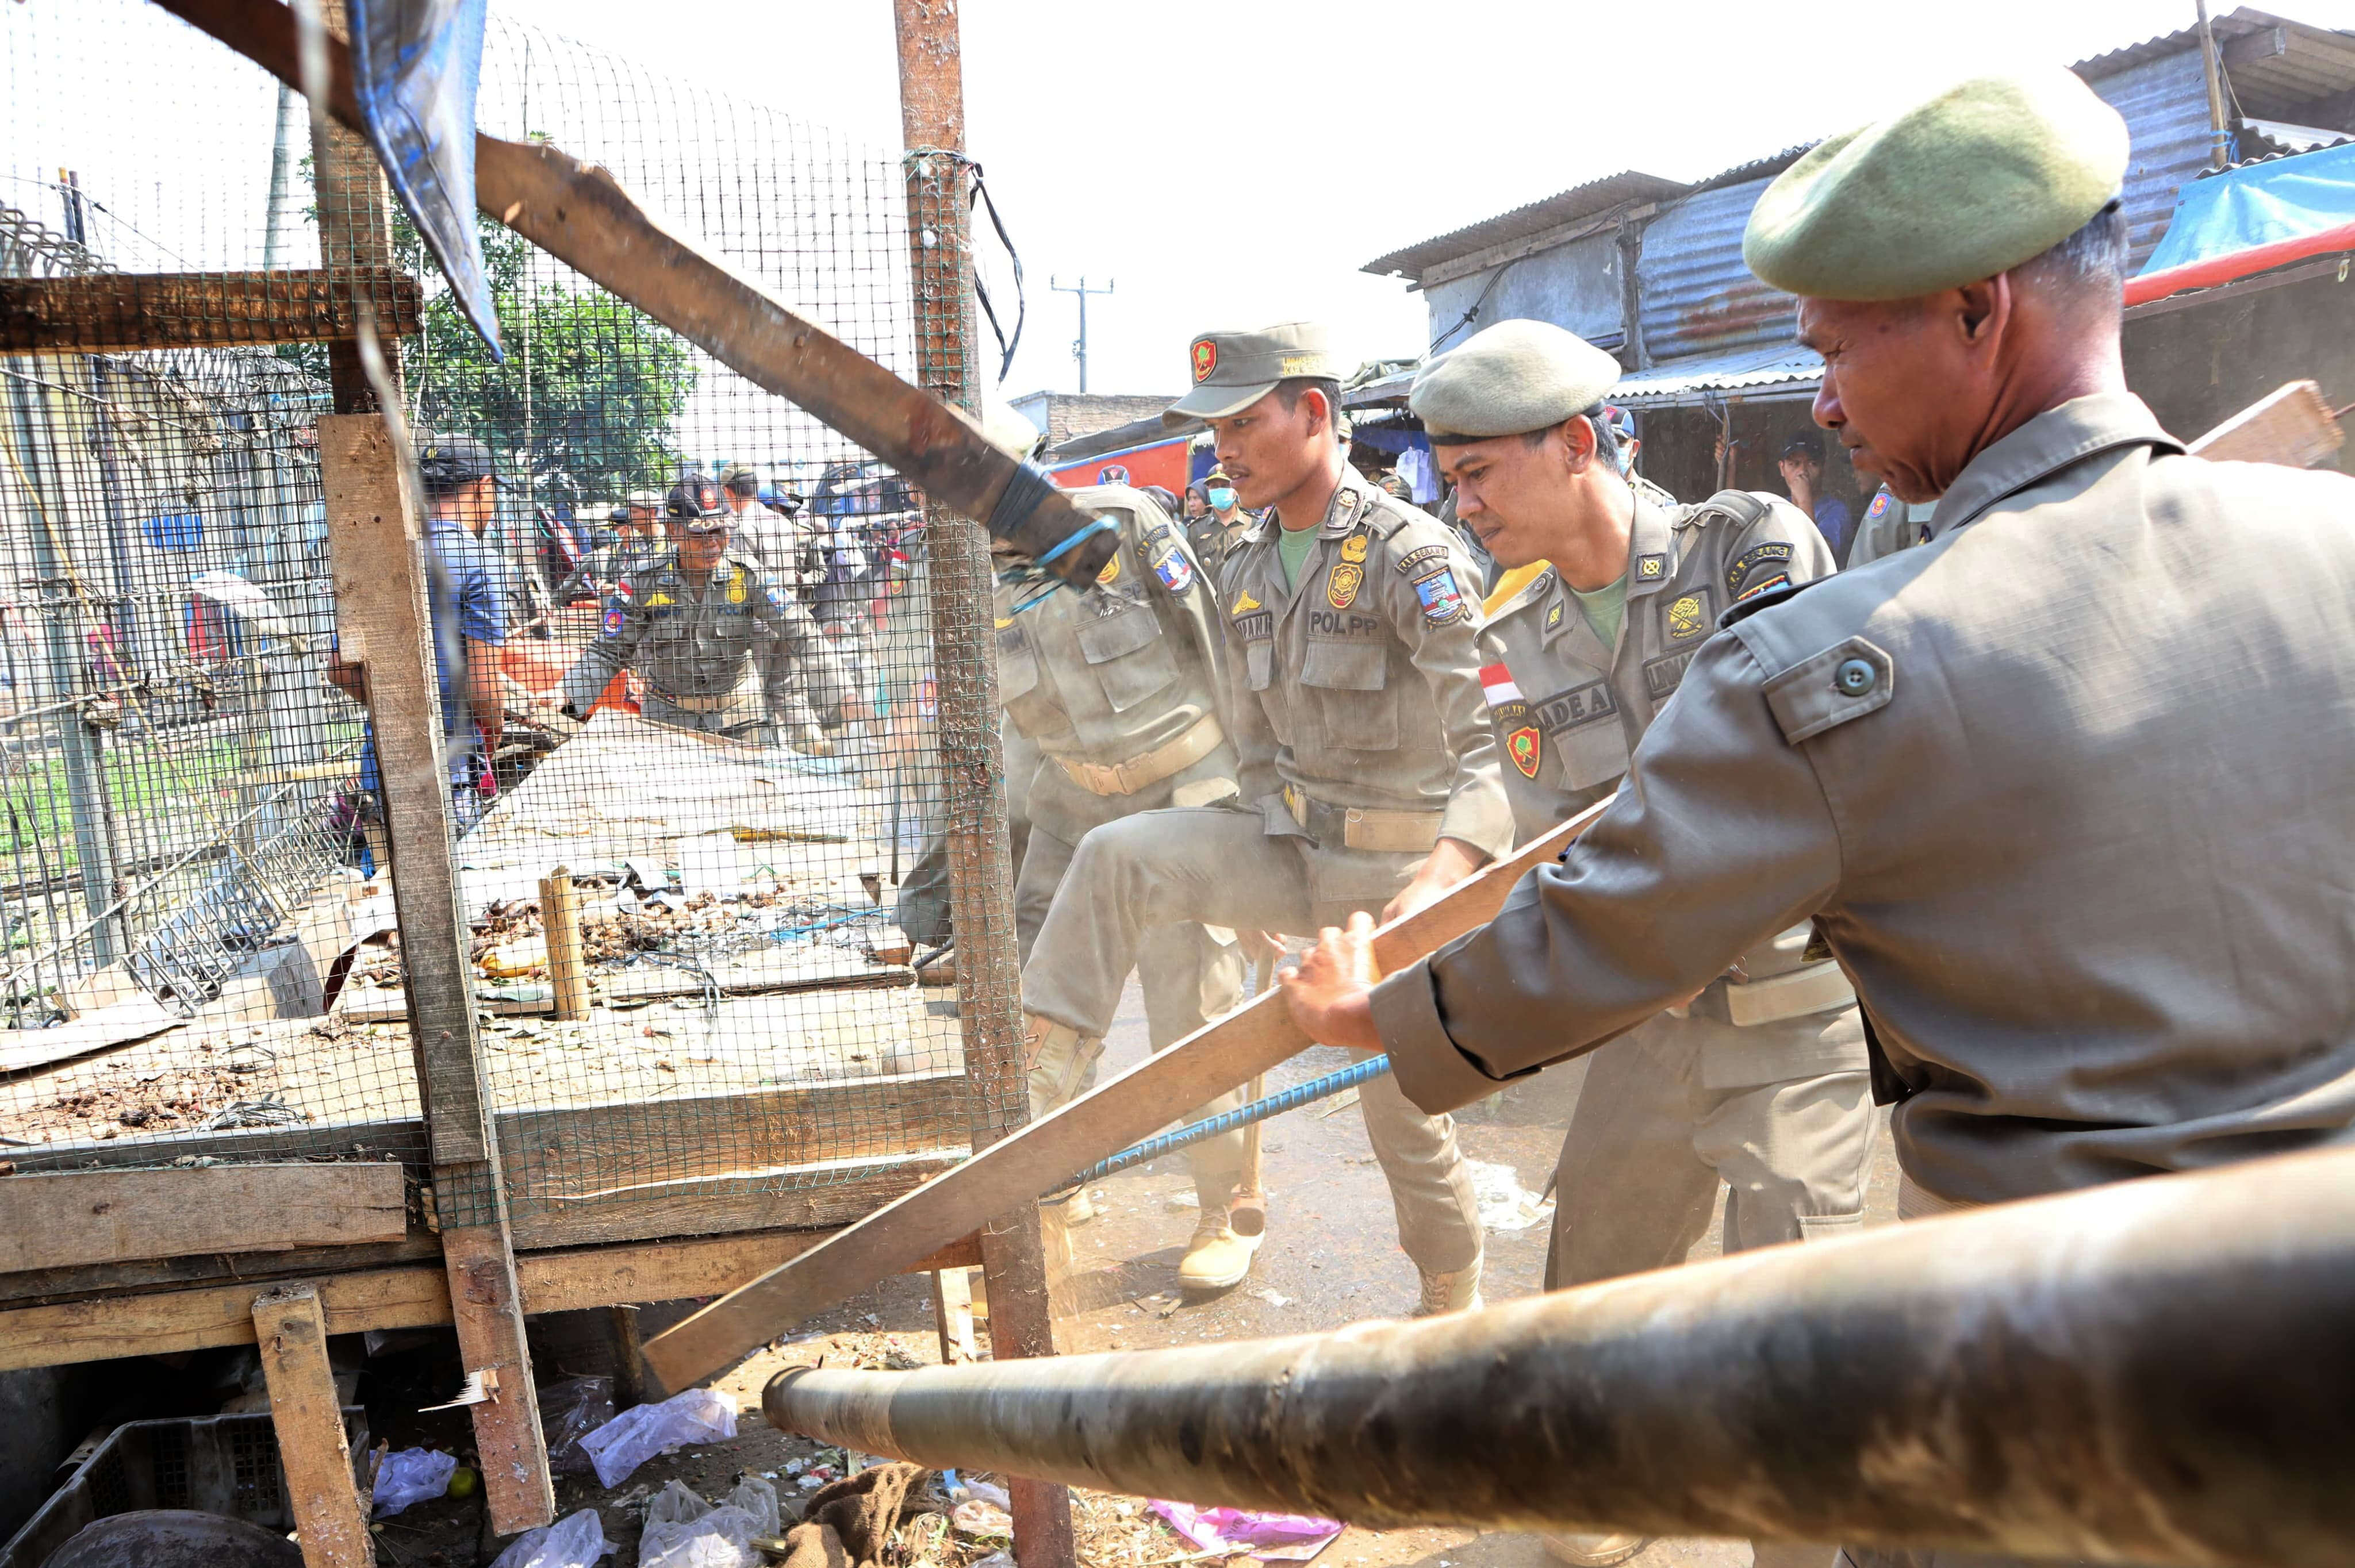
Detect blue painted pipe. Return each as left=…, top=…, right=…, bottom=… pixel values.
left=1056, top=1054, right=1393, bottom=1193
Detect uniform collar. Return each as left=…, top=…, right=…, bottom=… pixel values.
left=1259, top=468, right=1368, bottom=541
left=1930, top=392, right=2182, bottom=541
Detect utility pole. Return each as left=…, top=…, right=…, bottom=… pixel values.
left=1050, top=275, right=1113, bottom=393
left=2195, top=0, right=2232, bottom=170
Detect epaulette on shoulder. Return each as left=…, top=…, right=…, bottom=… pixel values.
left=1686, top=489, right=1776, bottom=531
left=1717, top=575, right=1816, bottom=631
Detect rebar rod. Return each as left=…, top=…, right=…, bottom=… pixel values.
left=768, top=1144, right=2355, bottom=1568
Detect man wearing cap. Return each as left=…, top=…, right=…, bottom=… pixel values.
left=557, top=491, right=663, bottom=604
left=556, top=474, right=856, bottom=744
left=1282, top=68, right=2355, bottom=1568
left=1416, top=316, right=1874, bottom=1289
left=1777, top=430, right=1856, bottom=563
left=992, top=480, right=1252, bottom=1282
left=1021, top=322, right=1508, bottom=1315
left=327, top=434, right=511, bottom=834
left=1184, top=467, right=1253, bottom=590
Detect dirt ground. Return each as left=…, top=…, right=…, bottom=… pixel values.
left=356, top=973, right=1898, bottom=1568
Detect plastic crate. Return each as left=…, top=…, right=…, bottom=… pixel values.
left=1, top=1409, right=367, bottom=1568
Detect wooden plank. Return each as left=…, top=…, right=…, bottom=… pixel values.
left=252, top=1284, right=373, bottom=1568
left=0, top=269, right=422, bottom=355
left=335, top=950, right=908, bottom=1020
left=930, top=1267, right=978, bottom=1365
left=0, top=1226, right=984, bottom=1371
left=542, top=868, right=589, bottom=1021
left=320, top=413, right=549, bottom=1534
left=149, top=0, right=1119, bottom=588
left=0, top=993, right=179, bottom=1074
left=0, top=1162, right=406, bottom=1273
left=2188, top=379, right=2345, bottom=468
left=641, top=797, right=1615, bottom=1391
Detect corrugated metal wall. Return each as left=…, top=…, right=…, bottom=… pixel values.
left=2089, top=49, right=2215, bottom=269
left=1424, top=230, right=1624, bottom=355
left=1636, top=175, right=1797, bottom=364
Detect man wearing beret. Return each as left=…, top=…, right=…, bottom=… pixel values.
left=1285, top=67, right=2355, bottom=1568
left=1021, top=322, right=1509, bottom=1310
left=1416, top=319, right=1873, bottom=1568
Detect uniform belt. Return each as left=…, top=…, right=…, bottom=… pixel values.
left=647, top=687, right=734, bottom=713
left=1710, top=958, right=1856, bottom=1026
left=1055, top=716, right=1225, bottom=797
left=1283, top=784, right=1443, bottom=854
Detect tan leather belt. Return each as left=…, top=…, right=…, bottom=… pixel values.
left=1720, top=959, right=1856, bottom=1025
left=648, top=687, right=734, bottom=713
left=1055, top=716, right=1225, bottom=797
left=1283, top=783, right=1443, bottom=854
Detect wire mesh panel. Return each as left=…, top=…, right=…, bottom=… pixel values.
left=1, top=6, right=1000, bottom=1239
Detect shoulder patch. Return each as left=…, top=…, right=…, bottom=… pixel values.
left=1394, top=543, right=1451, bottom=577
left=1762, top=636, right=1894, bottom=745
left=1716, top=575, right=1816, bottom=631
left=1727, top=541, right=1795, bottom=598
left=1634, top=552, right=1668, bottom=582
left=1149, top=535, right=1195, bottom=594
left=1866, top=490, right=1894, bottom=521
left=1412, top=566, right=1468, bottom=626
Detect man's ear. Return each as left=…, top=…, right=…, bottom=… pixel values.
left=1560, top=414, right=1599, bottom=474
left=1955, top=275, right=2011, bottom=349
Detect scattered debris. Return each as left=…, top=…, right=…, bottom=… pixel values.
left=579, top=1386, right=738, bottom=1488
left=1464, top=1158, right=1556, bottom=1232
left=1149, top=1501, right=1345, bottom=1562
left=372, top=1447, right=459, bottom=1517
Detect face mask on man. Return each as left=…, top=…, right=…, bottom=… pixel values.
left=1207, top=487, right=1237, bottom=512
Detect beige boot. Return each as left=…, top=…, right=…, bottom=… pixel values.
left=1021, top=1012, right=1103, bottom=1121
left=1178, top=1209, right=1263, bottom=1292
left=1414, top=1253, right=1483, bottom=1316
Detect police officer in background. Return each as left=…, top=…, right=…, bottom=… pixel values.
left=1283, top=68, right=2355, bottom=1568
left=1184, top=466, right=1253, bottom=589
left=556, top=490, right=662, bottom=603
left=557, top=475, right=856, bottom=744
left=991, top=462, right=1253, bottom=1285
left=1848, top=481, right=1937, bottom=567
left=1414, top=318, right=1873, bottom=1568
left=1021, top=322, right=1508, bottom=1317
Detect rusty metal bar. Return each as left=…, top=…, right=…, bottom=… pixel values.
left=766, top=1146, right=2355, bottom=1568
left=891, top=5, right=1076, bottom=1568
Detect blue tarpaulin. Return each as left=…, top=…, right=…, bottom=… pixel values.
left=2140, top=141, right=2355, bottom=276
left=348, top=0, right=502, bottom=358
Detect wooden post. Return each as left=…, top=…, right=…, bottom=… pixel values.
left=253, top=1285, right=373, bottom=1568
left=892, top=5, right=1076, bottom=1567
left=540, top=866, right=590, bottom=1021
left=929, top=1266, right=979, bottom=1366
left=317, top=416, right=554, bottom=1535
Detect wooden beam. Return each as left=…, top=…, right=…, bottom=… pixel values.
left=253, top=1285, right=373, bottom=1568
left=319, top=412, right=550, bottom=1534
left=0, top=1162, right=406, bottom=1273
left=640, top=797, right=1616, bottom=1391
left=147, top=0, right=1119, bottom=587
left=2223, top=25, right=2290, bottom=68
left=0, top=270, right=421, bottom=355
left=2188, top=379, right=2345, bottom=468
left=0, top=1225, right=984, bottom=1371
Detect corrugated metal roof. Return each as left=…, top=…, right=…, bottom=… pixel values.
left=1610, top=344, right=1823, bottom=409
left=1684, top=143, right=1817, bottom=197
left=1361, top=171, right=1689, bottom=282
left=2095, top=47, right=2222, bottom=268
left=2074, top=7, right=2355, bottom=122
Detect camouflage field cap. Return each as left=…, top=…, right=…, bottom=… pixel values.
left=1164, top=322, right=1340, bottom=426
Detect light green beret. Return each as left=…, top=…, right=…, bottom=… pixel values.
left=1744, top=67, right=2129, bottom=301
left=1409, top=319, right=1621, bottom=444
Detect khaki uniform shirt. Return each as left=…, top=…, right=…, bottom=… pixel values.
left=1217, top=477, right=1515, bottom=906
left=729, top=502, right=821, bottom=590
left=994, top=486, right=1238, bottom=843
left=1372, top=392, right=2355, bottom=1204
left=558, top=536, right=660, bottom=603
left=1186, top=509, right=1255, bottom=593
left=1847, top=485, right=1937, bottom=568
left=1478, top=481, right=1864, bottom=1082
left=557, top=547, right=852, bottom=724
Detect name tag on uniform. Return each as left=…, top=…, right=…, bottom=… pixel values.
left=1534, top=680, right=1617, bottom=734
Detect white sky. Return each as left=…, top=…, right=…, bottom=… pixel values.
left=489, top=0, right=2355, bottom=400
left=12, top=0, right=2355, bottom=406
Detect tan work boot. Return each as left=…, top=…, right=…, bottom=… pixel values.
left=1178, top=1209, right=1262, bottom=1292
left=1021, top=1012, right=1103, bottom=1120
left=1539, top=1532, right=1646, bottom=1567
left=1414, top=1254, right=1483, bottom=1316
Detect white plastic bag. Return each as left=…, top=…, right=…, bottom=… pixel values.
left=371, top=1447, right=457, bottom=1517
left=578, top=1387, right=739, bottom=1487
left=637, top=1503, right=761, bottom=1568
left=726, top=1473, right=781, bottom=1536
left=646, top=1479, right=713, bottom=1530
left=487, top=1508, right=615, bottom=1568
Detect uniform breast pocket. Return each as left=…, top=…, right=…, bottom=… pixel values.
left=1534, top=682, right=1630, bottom=790
left=996, top=624, right=1041, bottom=704
left=1076, top=606, right=1179, bottom=712
left=1301, top=639, right=1397, bottom=752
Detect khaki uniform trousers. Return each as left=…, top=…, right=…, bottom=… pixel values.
left=1022, top=804, right=1483, bottom=1274
left=1545, top=1009, right=1874, bottom=1290
left=1015, top=820, right=1249, bottom=1205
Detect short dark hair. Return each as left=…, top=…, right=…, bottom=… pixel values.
left=722, top=470, right=760, bottom=498
left=2015, top=199, right=2128, bottom=312
left=1523, top=405, right=1621, bottom=470
left=1272, top=376, right=1343, bottom=435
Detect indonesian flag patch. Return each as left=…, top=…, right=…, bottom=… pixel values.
left=1479, top=663, right=1522, bottom=708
